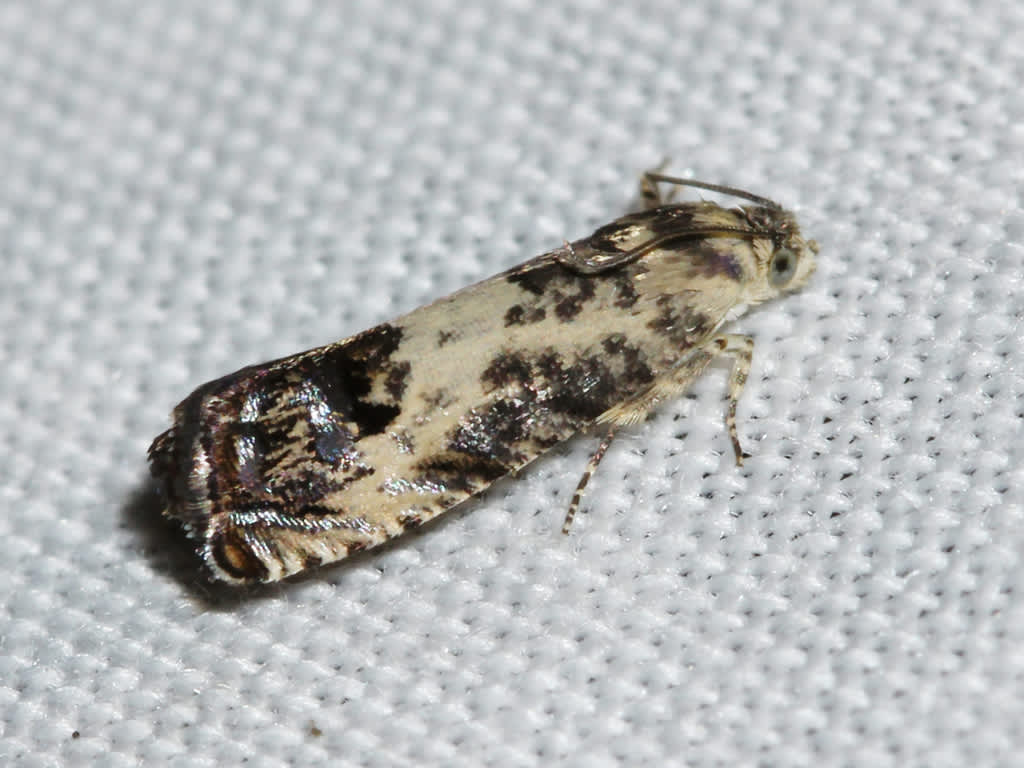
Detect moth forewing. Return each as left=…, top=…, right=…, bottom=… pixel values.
left=149, top=169, right=817, bottom=584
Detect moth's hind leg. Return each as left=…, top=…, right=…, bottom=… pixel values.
left=561, top=425, right=619, bottom=534
left=560, top=333, right=755, bottom=534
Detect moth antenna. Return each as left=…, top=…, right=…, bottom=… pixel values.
left=643, top=172, right=783, bottom=210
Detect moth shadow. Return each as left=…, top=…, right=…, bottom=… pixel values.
left=120, top=477, right=275, bottom=608
left=121, top=478, right=205, bottom=588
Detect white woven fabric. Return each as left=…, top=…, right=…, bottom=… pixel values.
left=2, top=1, right=1022, bottom=766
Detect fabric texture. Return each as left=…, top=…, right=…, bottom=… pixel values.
left=2, top=1, right=1022, bottom=766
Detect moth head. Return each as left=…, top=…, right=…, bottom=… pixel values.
left=744, top=207, right=818, bottom=303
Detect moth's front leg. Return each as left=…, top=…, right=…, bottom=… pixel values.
left=609, top=333, right=755, bottom=465
left=598, top=334, right=755, bottom=465
left=712, top=334, right=755, bottom=466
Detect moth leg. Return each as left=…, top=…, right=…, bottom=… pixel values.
left=561, top=425, right=619, bottom=534
left=709, top=333, right=755, bottom=466
left=639, top=158, right=676, bottom=209
left=561, top=333, right=754, bottom=534
left=562, top=339, right=721, bottom=533
left=646, top=333, right=754, bottom=465
left=598, top=332, right=755, bottom=462
left=597, top=343, right=718, bottom=429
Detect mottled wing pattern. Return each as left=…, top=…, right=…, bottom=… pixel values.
left=150, top=203, right=761, bottom=583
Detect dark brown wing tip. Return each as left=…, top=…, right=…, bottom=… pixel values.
left=148, top=422, right=234, bottom=580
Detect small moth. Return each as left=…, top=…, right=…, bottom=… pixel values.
left=149, top=168, right=818, bottom=584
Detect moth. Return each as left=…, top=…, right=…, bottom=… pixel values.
left=149, top=168, right=818, bottom=584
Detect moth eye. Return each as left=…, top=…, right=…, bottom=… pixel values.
left=769, top=247, right=798, bottom=287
